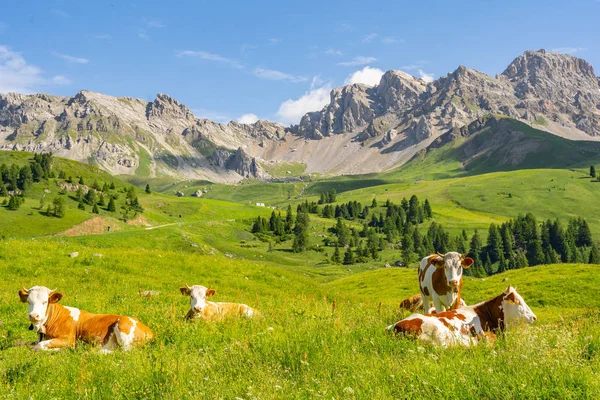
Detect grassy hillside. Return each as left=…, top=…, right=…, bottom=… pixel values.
left=0, top=239, right=598, bottom=399
left=0, top=150, right=599, bottom=398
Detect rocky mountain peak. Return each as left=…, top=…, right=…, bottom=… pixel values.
left=146, top=93, right=193, bottom=120
left=501, top=49, right=599, bottom=101
left=376, top=70, right=427, bottom=111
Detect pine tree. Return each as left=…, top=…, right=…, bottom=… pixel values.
left=589, top=243, right=600, bottom=264
left=292, top=211, right=310, bottom=253
left=423, top=199, right=433, bottom=219
left=7, top=195, right=20, bottom=210
left=145, top=184, right=151, bottom=194
left=109, top=182, right=116, bottom=190
left=107, top=197, right=116, bottom=212
left=98, top=194, right=105, bottom=207
left=483, top=253, right=492, bottom=276
left=52, top=197, right=65, bottom=218
left=79, top=176, right=85, bottom=185
left=467, top=230, right=483, bottom=276
left=486, top=223, right=504, bottom=263
left=92, top=204, right=99, bottom=214
left=371, top=198, right=378, bottom=208
left=0, top=184, right=7, bottom=197
left=332, top=244, right=341, bottom=264
left=591, top=165, right=596, bottom=178
left=527, top=240, right=545, bottom=266
left=268, top=241, right=274, bottom=253
left=39, top=196, right=45, bottom=210
left=284, top=205, right=294, bottom=234
left=78, top=201, right=86, bottom=210
left=576, top=218, right=593, bottom=247
left=343, top=248, right=355, bottom=265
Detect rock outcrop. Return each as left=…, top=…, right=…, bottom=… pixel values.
left=1, top=50, right=599, bottom=181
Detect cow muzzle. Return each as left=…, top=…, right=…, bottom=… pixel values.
left=449, top=280, right=459, bottom=291
left=29, top=313, right=41, bottom=322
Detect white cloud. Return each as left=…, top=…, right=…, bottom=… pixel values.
left=344, top=66, right=384, bottom=86
left=551, top=47, right=586, bottom=54
left=51, top=75, right=71, bottom=85
left=177, top=50, right=244, bottom=69
left=338, top=56, right=377, bottom=67
left=52, top=52, right=89, bottom=64
left=323, top=48, right=343, bottom=56
left=418, top=69, right=435, bottom=83
left=253, top=68, right=308, bottom=83
left=238, top=113, right=260, bottom=124
left=276, top=81, right=332, bottom=125
left=0, top=46, right=70, bottom=93
left=361, top=33, right=378, bottom=43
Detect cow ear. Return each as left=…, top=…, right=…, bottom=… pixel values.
left=206, top=288, right=216, bottom=297
left=49, top=292, right=63, bottom=303
left=18, top=289, right=29, bottom=303
left=431, top=256, right=444, bottom=268
left=462, top=257, right=474, bottom=268
left=179, top=287, right=191, bottom=296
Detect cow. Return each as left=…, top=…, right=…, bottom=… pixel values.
left=418, top=252, right=474, bottom=313
left=19, top=286, right=153, bottom=353
left=400, top=293, right=467, bottom=313
left=387, top=285, right=537, bottom=347
left=179, top=284, right=257, bottom=321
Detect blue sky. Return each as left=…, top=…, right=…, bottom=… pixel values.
left=0, top=0, right=598, bottom=126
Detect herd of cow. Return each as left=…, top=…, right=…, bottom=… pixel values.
left=388, top=252, right=537, bottom=346
left=17, top=252, right=536, bottom=352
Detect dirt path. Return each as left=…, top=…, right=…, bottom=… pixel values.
left=145, top=223, right=178, bottom=231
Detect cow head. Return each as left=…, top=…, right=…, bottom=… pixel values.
left=18, top=286, right=63, bottom=330
left=431, top=252, right=474, bottom=292
left=179, top=284, right=216, bottom=316
left=501, top=285, right=537, bottom=326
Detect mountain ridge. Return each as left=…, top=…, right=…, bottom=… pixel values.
left=1, top=49, right=599, bottom=182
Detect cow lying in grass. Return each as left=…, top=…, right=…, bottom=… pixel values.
left=418, top=252, right=474, bottom=313
left=388, top=286, right=536, bottom=347
left=19, top=286, right=153, bottom=352
left=180, top=284, right=257, bottom=321
left=399, top=293, right=466, bottom=314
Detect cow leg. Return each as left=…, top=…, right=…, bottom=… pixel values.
left=100, top=331, right=119, bottom=354
left=35, top=337, right=70, bottom=351
left=113, top=317, right=137, bottom=351
left=432, top=298, right=446, bottom=313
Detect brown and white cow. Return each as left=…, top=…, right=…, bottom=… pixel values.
left=418, top=252, right=473, bottom=313
left=399, top=293, right=467, bottom=313
left=388, top=286, right=537, bottom=347
left=180, top=284, right=257, bottom=321
left=19, top=286, right=153, bottom=353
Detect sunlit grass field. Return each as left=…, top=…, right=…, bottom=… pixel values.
left=1, top=151, right=600, bottom=398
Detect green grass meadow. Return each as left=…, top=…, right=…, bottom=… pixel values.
left=0, top=149, right=600, bottom=398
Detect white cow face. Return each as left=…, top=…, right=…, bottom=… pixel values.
left=180, top=285, right=216, bottom=315
left=432, top=252, right=474, bottom=291
left=19, top=286, right=62, bottom=326
left=502, top=286, right=537, bottom=326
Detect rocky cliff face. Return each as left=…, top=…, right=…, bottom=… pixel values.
left=1, top=50, right=599, bottom=182
left=0, top=90, right=286, bottom=182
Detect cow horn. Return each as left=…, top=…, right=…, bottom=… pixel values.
left=49, top=288, right=57, bottom=293
left=185, top=284, right=191, bottom=290
left=436, top=252, right=444, bottom=258
left=22, top=287, right=29, bottom=293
